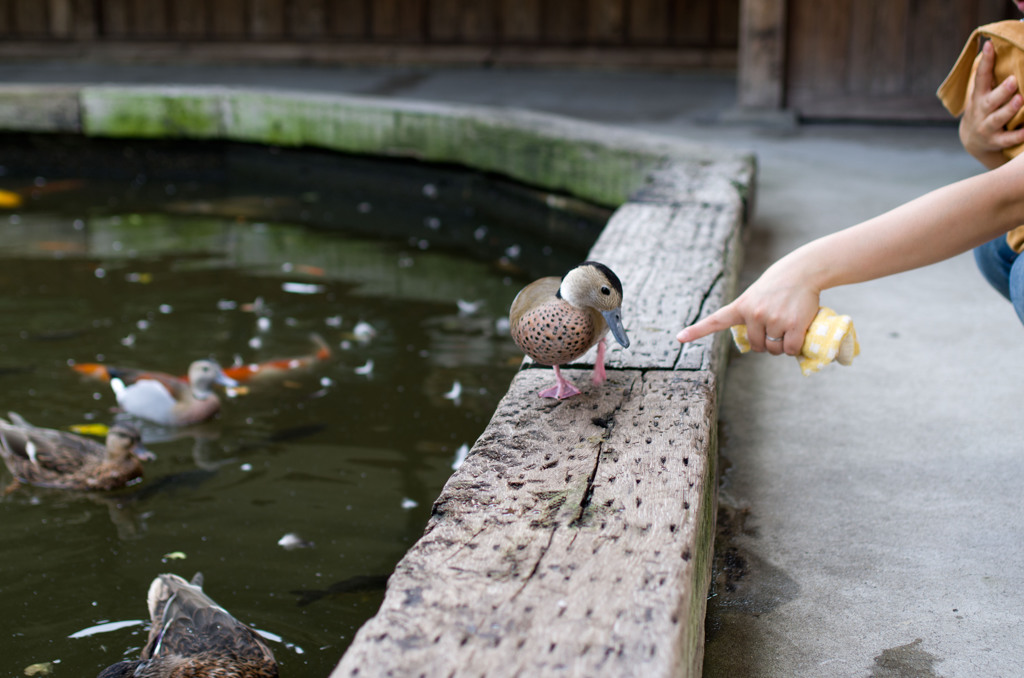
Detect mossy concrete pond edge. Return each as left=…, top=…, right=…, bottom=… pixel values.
left=0, top=84, right=754, bottom=677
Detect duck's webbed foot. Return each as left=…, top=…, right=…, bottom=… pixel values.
left=538, top=365, right=581, bottom=399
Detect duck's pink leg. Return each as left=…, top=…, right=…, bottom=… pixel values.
left=591, top=337, right=607, bottom=385
left=538, top=365, right=581, bottom=399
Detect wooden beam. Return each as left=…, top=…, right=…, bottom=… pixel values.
left=427, top=0, right=496, bottom=43
left=846, top=0, right=905, bottom=96
left=331, top=369, right=721, bottom=678
left=171, top=0, right=208, bottom=39
left=328, top=110, right=748, bottom=676
left=131, top=0, right=167, bottom=37
left=0, top=40, right=737, bottom=70
left=543, top=0, right=586, bottom=45
left=13, top=0, right=47, bottom=37
left=977, top=0, right=1019, bottom=24
left=371, top=0, right=425, bottom=42
left=670, top=0, right=713, bottom=47
left=248, top=0, right=284, bottom=38
left=737, top=0, right=786, bottom=110
left=48, top=0, right=72, bottom=37
left=327, top=0, right=368, bottom=39
left=499, top=0, right=540, bottom=43
left=629, top=0, right=669, bottom=46
left=69, top=0, right=98, bottom=39
left=210, top=0, right=246, bottom=39
left=101, top=0, right=130, bottom=37
left=586, top=0, right=625, bottom=45
left=288, top=0, right=326, bottom=38
left=714, top=0, right=740, bottom=47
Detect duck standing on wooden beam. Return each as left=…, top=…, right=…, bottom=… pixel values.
left=510, top=261, right=630, bottom=399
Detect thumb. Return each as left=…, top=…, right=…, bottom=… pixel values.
left=974, top=39, right=996, bottom=95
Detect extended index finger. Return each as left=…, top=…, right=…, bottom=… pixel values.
left=676, top=305, right=743, bottom=343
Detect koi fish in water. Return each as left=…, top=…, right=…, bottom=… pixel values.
left=71, top=333, right=332, bottom=386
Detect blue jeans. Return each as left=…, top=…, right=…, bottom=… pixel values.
left=974, top=236, right=1024, bottom=324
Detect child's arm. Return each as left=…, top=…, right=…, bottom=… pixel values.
left=676, top=154, right=1024, bottom=356
left=960, top=40, right=1024, bottom=169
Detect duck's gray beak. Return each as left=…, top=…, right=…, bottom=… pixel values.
left=216, top=372, right=239, bottom=388
left=602, top=309, right=630, bottom=348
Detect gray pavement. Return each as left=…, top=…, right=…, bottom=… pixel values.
left=4, top=61, right=1022, bottom=677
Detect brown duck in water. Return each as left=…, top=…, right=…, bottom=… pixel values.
left=0, top=413, right=147, bottom=492
left=509, top=261, right=630, bottom=399
left=96, top=572, right=279, bottom=678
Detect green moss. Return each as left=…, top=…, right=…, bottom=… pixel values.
left=79, top=88, right=670, bottom=207
left=81, top=88, right=222, bottom=139
left=233, top=92, right=654, bottom=203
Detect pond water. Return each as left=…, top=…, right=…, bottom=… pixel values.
left=0, top=136, right=607, bottom=676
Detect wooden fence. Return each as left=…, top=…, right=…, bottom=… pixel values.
left=0, top=0, right=738, bottom=50
left=740, top=0, right=1020, bottom=121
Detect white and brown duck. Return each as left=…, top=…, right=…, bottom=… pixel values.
left=109, top=359, right=237, bottom=427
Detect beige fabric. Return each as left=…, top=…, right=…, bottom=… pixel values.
left=1008, top=225, right=1024, bottom=251
left=938, top=20, right=1024, bottom=252
left=938, top=20, right=1024, bottom=155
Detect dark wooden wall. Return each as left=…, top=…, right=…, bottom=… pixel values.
left=3, top=0, right=1012, bottom=122
left=0, top=0, right=738, bottom=63
left=788, top=0, right=1017, bottom=120
left=740, top=0, right=1020, bottom=121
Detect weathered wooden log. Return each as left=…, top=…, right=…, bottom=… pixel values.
left=333, top=368, right=719, bottom=678
left=335, top=151, right=746, bottom=675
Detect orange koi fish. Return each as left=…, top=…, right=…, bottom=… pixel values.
left=71, top=334, right=331, bottom=385
left=222, top=333, right=331, bottom=383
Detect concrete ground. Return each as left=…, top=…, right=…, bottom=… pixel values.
left=2, top=61, right=1022, bottom=677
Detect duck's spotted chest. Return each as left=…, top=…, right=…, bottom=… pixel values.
left=511, top=300, right=599, bottom=366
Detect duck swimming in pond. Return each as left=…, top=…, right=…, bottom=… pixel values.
left=509, top=261, right=630, bottom=399
left=96, top=572, right=279, bottom=678
left=0, top=413, right=147, bottom=492
left=73, top=334, right=331, bottom=386
left=109, top=359, right=237, bottom=427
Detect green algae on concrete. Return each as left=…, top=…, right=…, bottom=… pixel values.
left=77, top=86, right=697, bottom=207
left=81, top=87, right=225, bottom=139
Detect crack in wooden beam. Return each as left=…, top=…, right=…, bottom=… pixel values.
left=510, top=526, right=557, bottom=603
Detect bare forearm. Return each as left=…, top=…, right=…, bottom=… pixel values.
left=788, top=160, right=1024, bottom=292
left=677, top=154, right=1024, bottom=354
